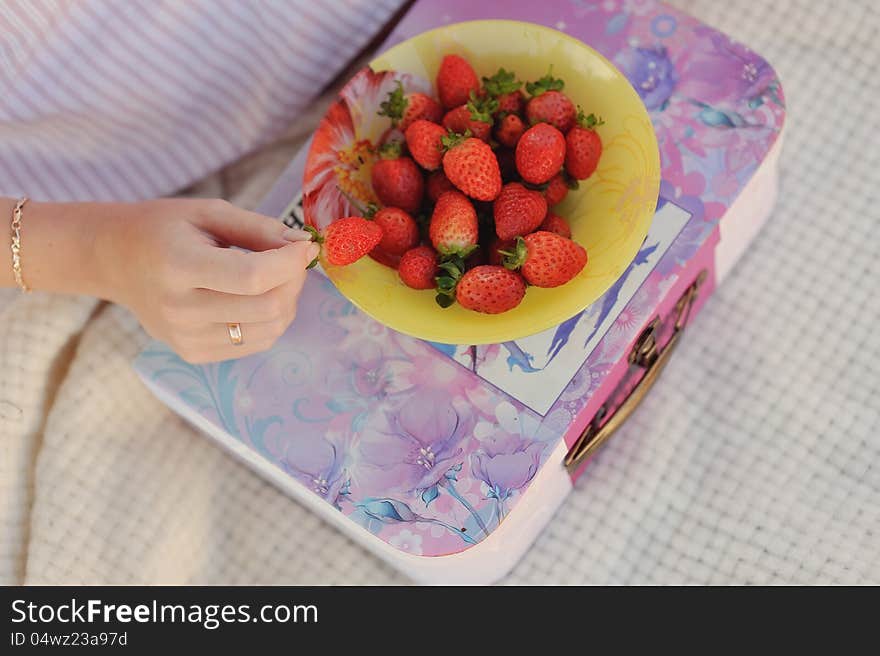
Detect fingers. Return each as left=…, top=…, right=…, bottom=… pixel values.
left=183, top=276, right=305, bottom=324
left=191, top=240, right=319, bottom=295
left=195, top=199, right=312, bottom=251
left=169, top=318, right=296, bottom=364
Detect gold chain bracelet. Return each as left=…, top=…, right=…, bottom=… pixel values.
left=10, top=197, right=30, bottom=293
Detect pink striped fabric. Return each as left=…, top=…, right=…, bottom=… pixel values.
left=0, top=0, right=405, bottom=202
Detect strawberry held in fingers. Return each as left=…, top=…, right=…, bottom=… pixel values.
left=493, top=182, right=548, bottom=240
left=437, top=54, right=480, bottom=109
left=398, top=245, right=439, bottom=290
left=405, top=119, right=446, bottom=171
left=565, top=109, right=604, bottom=180
left=429, top=190, right=479, bottom=257
left=515, top=122, right=566, bottom=185
left=372, top=207, right=419, bottom=255
left=305, top=217, right=383, bottom=267
left=377, top=81, right=443, bottom=131
left=371, top=141, right=424, bottom=214
left=456, top=265, right=526, bottom=314
left=441, top=132, right=502, bottom=201
left=503, top=231, right=587, bottom=288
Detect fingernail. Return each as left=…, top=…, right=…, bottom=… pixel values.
left=283, top=228, right=313, bottom=242
left=307, top=243, right=321, bottom=261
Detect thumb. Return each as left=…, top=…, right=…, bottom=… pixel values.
left=196, top=200, right=313, bottom=252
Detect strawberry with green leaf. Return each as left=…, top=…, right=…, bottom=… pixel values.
left=442, top=91, right=498, bottom=142
left=371, top=141, right=425, bottom=214
left=565, top=108, right=604, bottom=180
left=482, top=68, right=525, bottom=117
left=525, top=70, right=576, bottom=132
left=378, top=80, right=443, bottom=132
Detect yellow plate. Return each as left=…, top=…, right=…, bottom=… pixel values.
left=303, top=19, right=660, bottom=345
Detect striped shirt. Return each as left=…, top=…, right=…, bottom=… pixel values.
left=0, top=0, right=405, bottom=202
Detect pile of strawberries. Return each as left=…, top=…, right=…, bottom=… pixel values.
left=313, top=54, right=603, bottom=314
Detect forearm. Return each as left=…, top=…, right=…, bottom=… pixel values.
left=1, top=197, right=122, bottom=299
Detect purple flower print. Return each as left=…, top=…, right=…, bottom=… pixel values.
left=615, top=45, right=678, bottom=110
left=282, top=435, right=350, bottom=509
left=470, top=433, right=544, bottom=503
left=356, top=392, right=473, bottom=497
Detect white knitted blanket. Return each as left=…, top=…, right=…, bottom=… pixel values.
left=2, top=0, right=878, bottom=585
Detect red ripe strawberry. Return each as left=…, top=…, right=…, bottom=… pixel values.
left=437, top=54, right=480, bottom=109
left=543, top=173, right=570, bottom=206
left=504, top=231, right=587, bottom=288
left=369, top=248, right=401, bottom=269
left=398, top=245, right=439, bottom=289
left=496, top=91, right=525, bottom=116
left=441, top=133, right=502, bottom=201
left=371, top=207, right=419, bottom=255
left=539, top=212, right=572, bottom=239
left=495, top=113, right=525, bottom=147
left=306, top=217, right=383, bottom=267
left=405, top=119, right=446, bottom=171
left=488, top=237, right=515, bottom=266
left=526, top=90, right=576, bottom=132
left=429, top=190, right=479, bottom=256
left=565, top=109, right=604, bottom=180
left=456, top=265, right=526, bottom=314
left=442, top=90, right=497, bottom=143
left=481, top=68, right=525, bottom=116
left=378, top=81, right=443, bottom=131
left=493, top=182, right=548, bottom=240
left=426, top=170, right=456, bottom=203
left=515, top=123, right=566, bottom=185
left=371, top=141, right=424, bottom=214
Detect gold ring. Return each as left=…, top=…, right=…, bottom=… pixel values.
left=227, top=322, right=244, bottom=346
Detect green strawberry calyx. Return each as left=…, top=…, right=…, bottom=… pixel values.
left=440, top=130, right=471, bottom=152
left=303, top=225, right=324, bottom=270
left=575, top=106, right=605, bottom=129
left=378, top=140, right=404, bottom=159
left=500, top=237, right=528, bottom=270
left=377, top=81, right=408, bottom=127
left=526, top=68, right=565, bottom=97
left=434, top=254, right=468, bottom=308
left=466, top=90, right=499, bottom=124
left=482, top=68, right=522, bottom=97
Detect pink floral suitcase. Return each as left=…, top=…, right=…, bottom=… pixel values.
left=135, top=0, right=785, bottom=583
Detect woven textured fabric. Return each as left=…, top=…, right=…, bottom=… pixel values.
left=1, top=0, right=877, bottom=585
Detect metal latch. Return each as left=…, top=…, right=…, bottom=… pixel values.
left=564, top=270, right=708, bottom=474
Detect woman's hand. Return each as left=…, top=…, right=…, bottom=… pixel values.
left=95, top=199, right=319, bottom=363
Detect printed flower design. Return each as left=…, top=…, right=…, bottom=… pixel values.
left=389, top=529, right=424, bottom=555
left=355, top=393, right=473, bottom=498
left=282, top=435, right=350, bottom=509
left=615, top=45, right=677, bottom=111
left=470, top=432, right=544, bottom=503
left=302, top=67, right=432, bottom=231
left=623, top=0, right=657, bottom=18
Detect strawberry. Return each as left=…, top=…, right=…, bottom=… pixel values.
left=456, top=265, right=526, bottom=314
left=495, top=113, right=525, bottom=147
left=488, top=237, right=515, bottom=266
left=542, top=173, right=571, bottom=206
left=442, top=90, right=497, bottom=142
left=377, top=81, right=443, bottom=131
left=525, top=72, right=576, bottom=132
left=369, top=248, right=401, bottom=270
left=515, top=122, right=566, bottom=185
left=398, top=245, right=439, bottom=289
left=426, top=170, right=456, bottom=203
left=429, top=190, right=479, bottom=256
left=481, top=68, right=525, bottom=116
left=371, top=207, right=419, bottom=255
left=493, top=182, right=548, bottom=240
left=306, top=217, right=382, bottom=267
left=502, top=231, right=587, bottom=288
left=371, top=141, right=424, bottom=214
left=441, top=132, right=502, bottom=201
left=405, top=119, right=446, bottom=171
left=565, top=109, right=604, bottom=180
left=539, top=212, right=572, bottom=239
left=437, top=54, right=480, bottom=109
